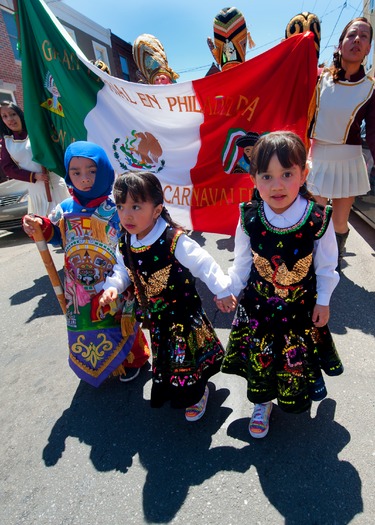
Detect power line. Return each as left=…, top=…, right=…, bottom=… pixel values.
left=320, top=1, right=348, bottom=56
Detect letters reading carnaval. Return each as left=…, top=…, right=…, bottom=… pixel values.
left=163, top=184, right=253, bottom=207
left=42, top=40, right=81, bottom=70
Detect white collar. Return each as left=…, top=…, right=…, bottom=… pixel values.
left=263, top=195, right=308, bottom=226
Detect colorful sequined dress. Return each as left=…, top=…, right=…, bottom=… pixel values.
left=221, top=200, right=343, bottom=413
left=119, top=226, right=225, bottom=408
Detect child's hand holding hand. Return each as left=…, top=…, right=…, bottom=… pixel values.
left=312, top=304, right=329, bottom=327
left=215, top=294, right=237, bottom=313
left=99, top=287, right=118, bottom=307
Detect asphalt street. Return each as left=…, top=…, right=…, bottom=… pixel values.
left=0, top=211, right=374, bottom=525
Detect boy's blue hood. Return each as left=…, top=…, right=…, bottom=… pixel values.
left=64, top=141, right=114, bottom=202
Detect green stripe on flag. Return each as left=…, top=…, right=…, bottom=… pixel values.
left=16, top=0, right=103, bottom=176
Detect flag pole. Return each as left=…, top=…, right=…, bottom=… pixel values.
left=13, top=0, right=20, bottom=49
left=30, top=218, right=67, bottom=314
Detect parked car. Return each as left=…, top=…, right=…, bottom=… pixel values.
left=0, top=179, right=29, bottom=230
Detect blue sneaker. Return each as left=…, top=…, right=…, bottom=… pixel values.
left=309, top=376, right=327, bottom=401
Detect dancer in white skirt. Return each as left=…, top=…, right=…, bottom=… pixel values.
left=307, top=17, right=375, bottom=271
left=0, top=101, right=70, bottom=216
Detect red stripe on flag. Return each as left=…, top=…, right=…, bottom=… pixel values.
left=190, top=32, right=317, bottom=235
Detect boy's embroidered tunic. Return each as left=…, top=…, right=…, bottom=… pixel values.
left=50, top=198, right=143, bottom=387
left=222, top=200, right=343, bottom=413
left=119, top=226, right=224, bottom=408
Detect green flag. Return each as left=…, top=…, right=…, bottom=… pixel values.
left=16, top=0, right=103, bottom=176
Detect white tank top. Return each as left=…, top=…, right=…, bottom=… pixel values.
left=4, top=135, right=42, bottom=172
left=4, top=134, right=70, bottom=215
left=311, top=70, right=374, bottom=144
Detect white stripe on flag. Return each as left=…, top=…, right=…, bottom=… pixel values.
left=85, top=78, right=204, bottom=230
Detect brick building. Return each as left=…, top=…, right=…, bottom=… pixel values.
left=0, top=0, right=138, bottom=108
left=0, top=0, right=23, bottom=106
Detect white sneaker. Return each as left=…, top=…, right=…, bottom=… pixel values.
left=249, top=402, right=273, bottom=438
left=185, top=386, right=209, bottom=421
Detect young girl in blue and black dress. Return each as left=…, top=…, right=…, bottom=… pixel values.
left=218, top=131, right=344, bottom=438
left=100, top=171, right=236, bottom=421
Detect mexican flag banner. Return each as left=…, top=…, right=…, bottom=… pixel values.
left=16, top=0, right=317, bottom=235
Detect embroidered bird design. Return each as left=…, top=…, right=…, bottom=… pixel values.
left=128, top=264, right=172, bottom=297
left=253, top=251, right=312, bottom=298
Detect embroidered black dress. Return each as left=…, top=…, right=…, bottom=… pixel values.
left=221, top=200, right=343, bottom=413
left=119, top=226, right=224, bottom=408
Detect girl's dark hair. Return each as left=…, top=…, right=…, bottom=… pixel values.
left=113, top=170, right=183, bottom=230
left=114, top=170, right=184, bottom=321
left=250, top=131, right=314, bottom=200
left=0, top=101, right=27, bottom=137
left=330, top=17, right=372, bottom=83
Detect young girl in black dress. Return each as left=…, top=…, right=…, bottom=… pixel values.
left=100, top=171, right=236, bottom=421
left=219, top=131, right=343, bottom=438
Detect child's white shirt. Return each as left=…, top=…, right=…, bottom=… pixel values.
left=228, top=195, right=339, bottom=305
left=103, top=217, right=231, bottom=299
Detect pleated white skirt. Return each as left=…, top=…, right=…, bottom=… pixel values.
left=307, top=140, right=370, bottom=198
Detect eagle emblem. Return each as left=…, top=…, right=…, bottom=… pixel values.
left=253, top=252, right=312, bottom=298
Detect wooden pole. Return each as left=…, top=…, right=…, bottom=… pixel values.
left=42, top=166, right=52, bottom=202
left=31, top=219, right=66, bottom=314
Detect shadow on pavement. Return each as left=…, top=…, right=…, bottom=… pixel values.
left=330, top=270, right=375, bottom=337
left=0, top=227, right=33, bottom=247
left=227, top=398, right=362, bottom=525
left=349, top=211, right=375, bottom=251
left=196, top=280, right=234, bottom=331
left=42, top=373, right=362, bottom=524
left=188, top=230, right=235, bottom=253
left=42, top=370, right=255, bottom=523
left=188, top=230, right=235, bottom=330
left=9, top=271, right=64, bottom=320
left=216, top=236, right=235, bottom=253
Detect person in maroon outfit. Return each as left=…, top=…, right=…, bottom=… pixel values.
left=0, top=101, right=69, bottom=215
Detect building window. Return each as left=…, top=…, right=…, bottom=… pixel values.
left=2, top=10, right=21, bottom=61
left=119, top=55, right=130, bottom=81
left=370, top=0, right=374, bottom=13
left=61, top=24, right=77, bottom=43
left=0, top=89, right=16, bottom=103
left=92, top=41, right=110, bottom=67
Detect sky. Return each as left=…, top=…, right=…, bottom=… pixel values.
left=62, top=0, right=367, bottom=82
